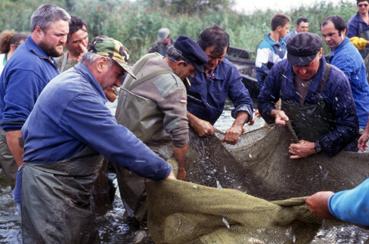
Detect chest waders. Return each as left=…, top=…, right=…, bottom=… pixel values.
left=115, top=54, right=176, bottom=223
left=282, top=64, right=334, bottom=142
left=21, top=147, right=104, bottom=244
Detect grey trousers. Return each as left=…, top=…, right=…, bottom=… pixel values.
left=0, top=130, right=16, bottom=187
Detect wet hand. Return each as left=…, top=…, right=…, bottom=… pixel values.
left=305, top=191, right=334, bottom=219
left=289, top=140, right=315, bottom=159
left=177, top=167, right=187, bottom=181
left=358, top=132, right=369, bottom=152
left=192, top=119, right=215, bottom=137
left=273, top=110, right=289, bottom=126
left=223, top=125, right=244, bottom=144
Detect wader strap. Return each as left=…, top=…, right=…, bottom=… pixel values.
left=318, top=64, right=331, bottom=93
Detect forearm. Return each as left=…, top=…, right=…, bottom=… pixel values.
left=232, top=112, right=248, bottom=128
left=5, top=130, right=23, bottom=166
left=173, top=144, right=188, bottom=169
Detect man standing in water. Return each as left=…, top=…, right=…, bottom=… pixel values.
left=0, top=4, right=70, bottom=187
left=20, top=36, right=175, bottom=243
left=258, top=32, right=359, bottom=159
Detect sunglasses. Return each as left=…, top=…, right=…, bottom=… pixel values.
left=358, top=3, right=369, bottom=7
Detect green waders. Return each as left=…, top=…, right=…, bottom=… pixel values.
left=0, top=129, right=17, bottom=187
left=114, top=143, right=177, bottom=223
left=21, top=147, right=104, bottom=244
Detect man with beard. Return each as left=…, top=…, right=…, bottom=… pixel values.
left=0, top=4, right=70, bottom=185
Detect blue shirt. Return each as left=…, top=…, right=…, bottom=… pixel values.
left=329, top=178, right=369, bottom=226
left=22, top=63, right=171, bottom=181
left=255, top=34, right=287, bottom=89
left=329, top=37, right=369, bottom=128
left=187, top=58, right=253, bottom=125
left=347, top=12, right=369, bottom=38
left=0, top=37, right=59, bottom=131
left=258, top=58, right=359, bottom=156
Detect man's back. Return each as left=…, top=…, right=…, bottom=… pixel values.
left=116, top=53, right=188, bottom=147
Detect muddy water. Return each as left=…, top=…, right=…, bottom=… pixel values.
left=0, top=102, right=368, bottom=243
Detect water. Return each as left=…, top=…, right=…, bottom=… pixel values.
left=0, top=101, right=368, bottom=243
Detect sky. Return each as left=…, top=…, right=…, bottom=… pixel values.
left=232, top=0, right=344, bottom=14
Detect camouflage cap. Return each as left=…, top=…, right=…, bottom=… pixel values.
left=89, top=36, right=136, bottom=79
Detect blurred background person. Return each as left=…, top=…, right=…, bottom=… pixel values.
left=148, top=27, right=173, bottom=56
left=0, top=30, right=27, bottom=74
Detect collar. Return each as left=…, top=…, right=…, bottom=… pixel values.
left=265, top=33, right=285, bottom=46
left=74, top=63, right=107, bottom=102
left=25, top=36, right=56, bottom=65
left=331, top=37, right=349, bottom=55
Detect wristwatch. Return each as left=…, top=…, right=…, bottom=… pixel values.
left=314, top=141, right=322, bottom=153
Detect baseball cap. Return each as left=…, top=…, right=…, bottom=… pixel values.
left=173, top=35, right=208, bottom=72
left=287, top=32, right=323, bottom=66
left=89, top=36, right=136, bottom=79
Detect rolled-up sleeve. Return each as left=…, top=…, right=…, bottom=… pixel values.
left=60, top=93, right=171, bottom=181
left=228, top=67, right=254, bottom=122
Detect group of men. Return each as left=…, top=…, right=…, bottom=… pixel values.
left=0, top=3, right=255, bottom=243
left=255, top=0, right=369, bottom=227
left=1, top=1, right=369, bottom=243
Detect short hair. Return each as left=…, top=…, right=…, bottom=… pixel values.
left=68, top=16, right=87, bottom=40
left=357, top=0, right=369, bottom=5
left=198, top=25, right=229, bottom=56
left=31, top=4, right=71, bottom=32
left=0, top=31, right=27, bottom=53
left=296, top=17, right=308, bottom=26
left=271, top=14, right=290, bottom=31
left=321, top=16, right=347, bottom=33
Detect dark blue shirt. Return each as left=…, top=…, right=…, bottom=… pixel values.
left=22, top=63, right=171, bottom=181
left=258, top=58, right=359, bottom=156
left=347, top=12, right=369, bottom=38
left=0, top=37, right=59, bottom=131
left=329, top=37, right=369, bottom=128
left=187, top=58, right=253, bottom=125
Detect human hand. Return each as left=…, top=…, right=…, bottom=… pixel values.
left=273, top=110, right=289, bottom=126
left=358, top=131, right=369, bottom=152
left=305, top=191, right=334, bottom=219
left=289, top=140, right=315, bottom=159
left=165, top=170, right=176, bottom=180
left=177, top=167, right=187, bottom=180
left=192, top=118, right=215, bottom=137
left=223, top=125, right=244, bottom=144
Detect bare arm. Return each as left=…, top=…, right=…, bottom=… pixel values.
left=173, top=144, right=188, bottom=180
left=5, top=130, right=23, bottom=166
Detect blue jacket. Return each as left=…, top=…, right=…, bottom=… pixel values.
left=22, top=63, right=171, bottom=181
left=329, top=37, right=369, bottom=128
left=0, top=37, right=59, bottom=131
left=329, top=178, right=369, bottom=226
left=187, top=58, right=253, bottom=125
left=347, top=13, right=369, bottom=38
left=258, top=58, right=359, bottom=156
left=255, top=34, right=287, bottom=89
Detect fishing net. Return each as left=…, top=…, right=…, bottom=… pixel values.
left=146, top=125, right=369, bottom=243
